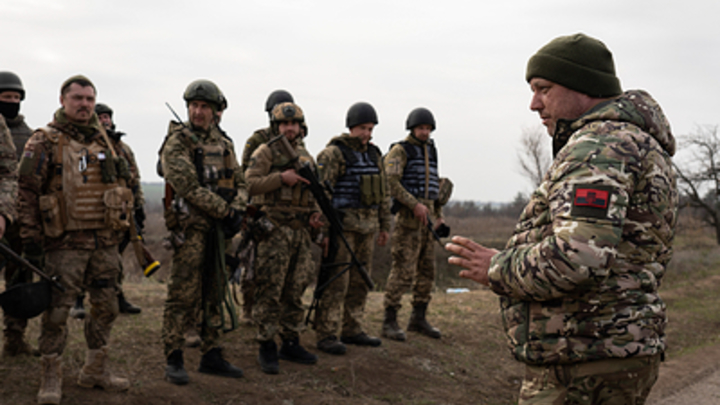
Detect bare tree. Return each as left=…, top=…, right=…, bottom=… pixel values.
left=674, top=124, right=720, bottom=244
left=517, top=125, right=552, bottom=189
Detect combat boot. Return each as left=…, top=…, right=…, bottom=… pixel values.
left=118, top=292, right=141, bottom=314
left=3, top=329, right=37, bottom=357
left=69, top=296, right=86, bottom=320
left=316, top=336, right=347, bottom=355
left=165, top=349, right=189, bottom=385
left=77, top=346, right=130, bottom=391
left=407, top=303, right=441, bottom=339
left=258, top=340, right=279, bottom=374
left=279, top=337, right=317, bottom=364
left=341, top=332, right=382, bottom=347
left=381, top=307, right=407, bottom=341
left=37, top=353, right=62, bottom=405
left=198, top=347, right=244, bottom=378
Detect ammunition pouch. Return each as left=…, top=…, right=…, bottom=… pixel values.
left=103, top=186, right=134, bottom=231
left=38, top=193, right=65, bottom=238
left=359, top=174, right=385, bottom=207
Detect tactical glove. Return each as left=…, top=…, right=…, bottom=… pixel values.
left=21, top=240, right=44, bottom=269
left=435, top=223, right=451, bottom=238
left=222, top=209, right=244, bottom=239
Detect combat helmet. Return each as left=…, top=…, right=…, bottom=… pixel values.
left=406, top=107, right=435, bottom=130
left=0, top=71, right=25, bottom=100
left=183, top=79, right=223, bottom=110
left=265, top=90, right=294, bottom=113
left=95, top=103, right=113, bottom=118
left=346, top=102, right=378, bottom=129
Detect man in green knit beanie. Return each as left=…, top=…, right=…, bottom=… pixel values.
left=447, top=33, right=677, bottom=404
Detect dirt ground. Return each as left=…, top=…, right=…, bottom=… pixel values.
left=2, top=282, right=718, bottom=405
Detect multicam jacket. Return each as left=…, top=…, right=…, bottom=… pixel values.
left=5, top=114, right=33, bottom=160
left=317, top=134, right=391, bottom=234
left=0, top=115, right=17, bottom=225
left=488, top=90, right=677, bottom=366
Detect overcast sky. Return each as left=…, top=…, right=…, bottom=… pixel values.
left=3, top=0, right=719, bottom=202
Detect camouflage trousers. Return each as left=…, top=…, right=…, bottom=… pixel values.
left=383, top=223, right=435, bottom=310
left=39, top=246, right=120, bottom=355
left=315, top=230, right=375, bottom=342
left=162, top=225, right=222, bottom=356
left=519, top=354, right=661, bottom=405
left=253, top=223, right=314, bottom=342
left=2, top=223, right=32, bottom=336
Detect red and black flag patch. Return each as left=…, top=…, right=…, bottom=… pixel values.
left=570, top=184, right=613, bottom=219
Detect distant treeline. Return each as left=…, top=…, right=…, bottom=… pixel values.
left=444, top=192, right=529, bottom=219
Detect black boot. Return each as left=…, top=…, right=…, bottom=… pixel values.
left=118, top=292, right=141, bottom=314
left=258, top=340, right=279, bottom=375
left=407, top=303, right=441, bottom=339
left=198, top=347, right=244, bottom=378
left=381, top=307, right=406, bottom=341
left=70, top=295, right=86, bottom=320
left=341, top=332, right=382, bottom=347
left=316, top=336, right=347, bottom=355
left=165, top=350, right=189, bottom=385
left=279, top=337, right=317, bottom=364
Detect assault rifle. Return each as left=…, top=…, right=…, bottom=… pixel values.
left=118, top=213, right=161, bottom=278
left=426, top=214, right=450, bottom=247
left=267, top=134, right=374, bottom=325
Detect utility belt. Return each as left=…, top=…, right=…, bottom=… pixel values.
left=262, top=207, right=313, bottom=230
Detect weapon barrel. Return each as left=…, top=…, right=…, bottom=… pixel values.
left=0, top=243, right=65, bottom=292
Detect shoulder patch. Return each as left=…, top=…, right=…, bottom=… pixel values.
left=570, top=184, right=613, bottom=219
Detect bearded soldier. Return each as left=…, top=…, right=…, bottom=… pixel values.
left=18, top=75, right=131, bottom=404
left=382, top=107, right=450, bottom=342
left=0, top=71, right=32, bottom=357
left=314, top=102, right=390, bottom=355
left=160, top=79, right=247, bottom=385
left=245, top=102, right=322, bottom=374
left=236, top=89, right=296, bottom=326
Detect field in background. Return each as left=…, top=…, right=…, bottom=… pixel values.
left=3, top=197, right=720, bottom=404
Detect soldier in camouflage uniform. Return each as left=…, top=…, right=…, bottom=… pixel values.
left=70, top=103, right=144, bottom=320
left=0, top=71, right=34, bottom=357
left=245, top=102, right=322, bottom=374
left=381, top=107, right=446, bottom=342
left=446, top=33, right=677, bottom=405
left=314, top=102, right=390, bottom=355
left=160, top=79, right=247, bottom=385
left=237, top=89, right=295, bottom=326
left=18, top=75, right=131, bottom=404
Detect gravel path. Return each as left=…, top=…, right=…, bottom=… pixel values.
left=653, top=367, right=720, bottom=405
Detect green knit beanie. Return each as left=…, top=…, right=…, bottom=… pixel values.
left=526, top=33, right=622, bottom=97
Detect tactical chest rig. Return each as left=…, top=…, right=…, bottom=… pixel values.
left=38, top=127, right=133, bottom=238
left=251, top=141, right=314, bottom=209
left=160, top=124, right=236, bottom=229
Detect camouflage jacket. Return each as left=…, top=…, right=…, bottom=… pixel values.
left=112, top=136, right=145, bottom=207
left=0, top=115, right=18, bottom=225
left=245, top=137, right=319, bottom=218
left=488, top=90, right=677, bottom=366
left=384, top=134, right=443, bottom=229
left=242, top=127, right=272, bottom=173
left=160, top=121, right=247, bottom=230
left=5, top=114, right=33, bottom=160
left=17, top=110, right=124, bottom=250
left=317, top=134, right=391, bottom=234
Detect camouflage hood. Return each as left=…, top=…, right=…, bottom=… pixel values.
left=555, top=90, right=675, bottom=157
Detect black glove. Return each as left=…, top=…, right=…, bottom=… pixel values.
left=134, top=205, right=146, bottom=231
left=435, top=223, right=451, bottom=238
left=21, top=240, right=44, bottom=269
left=222, top=209, right=244, bottom=239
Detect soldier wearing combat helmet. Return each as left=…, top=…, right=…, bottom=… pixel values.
left=381, top=106, right=449, bottom=342
left=245, top=101, right=323, bottom=374
left=0, top=71, right=34, bottom=358
left=18, top=75, right=131, bottom=404
left=446, top=33, right=677, bottom=404
left=160, top=79, right=247, bottom=385
left=313, top=102, right=390, bottom=355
